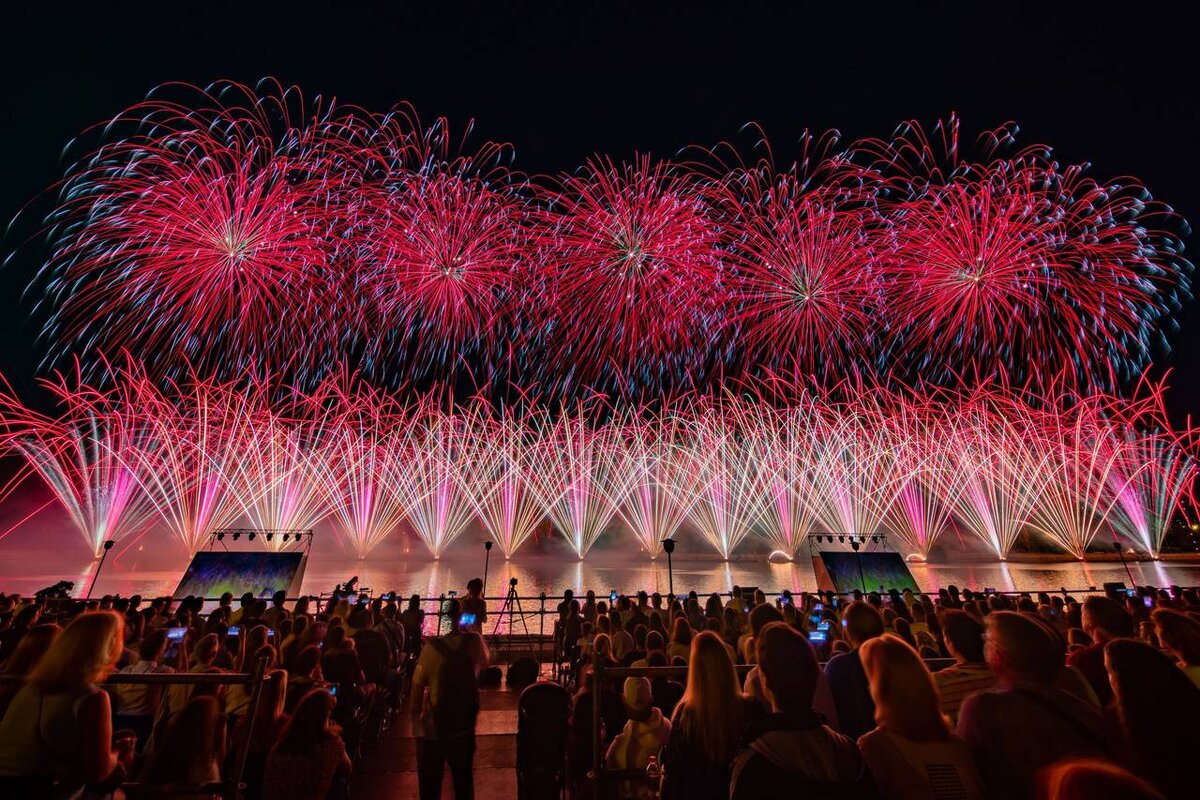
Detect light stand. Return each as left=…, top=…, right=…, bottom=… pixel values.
left=483, top=541, right=493, bottom=596
left=86, top=540, right=115, bottom=600
left=662, top=537, right=676, bottom=597
left=850, top=538, right=866, bottom=594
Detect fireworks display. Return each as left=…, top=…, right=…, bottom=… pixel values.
left=0, top=371, right=1193, bottom=560
left=19, top=81, right=1190, bottom=397
left=3, top=80, right=1197, bottom=565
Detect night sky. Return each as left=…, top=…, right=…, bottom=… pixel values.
left=2, top=0, right=1196, bottom=421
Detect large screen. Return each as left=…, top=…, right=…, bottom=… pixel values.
left=173, top=551, right=306, bottom=601
left=813, top=551, right=919, bottom=593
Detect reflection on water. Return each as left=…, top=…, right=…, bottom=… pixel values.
left=3, top=536, right=1199, bottom=602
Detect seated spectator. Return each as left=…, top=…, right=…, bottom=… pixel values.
left=606, top=677, right=672, bottom=799
left=666, top=617, right=692, bottom=663
left=0, top=623, right=60, bottom=719
left=739, top=602, right=783, bottom=664
left=1040, top=759, right=1167, bottom=800
left=140, top=695, right=225, bottom=799
left=1105, top=638, right=1200, bottom=800
left=957, top=611, right=1121, bottom=800
left=0, top=603, right=40, bottom=661
left=262, top=689, right=352, bottom=800
left=730, top=622, right=871, bottom=799
left=285, top=645, right=324, bottom=712
left=320, top=625, right=366, bottom=687
left=610, top=611, right=634, bottom=660
left=825, top=600, right=886, bottom=739
left=932, top=610, right=995, bottom=724
left=661, top=631, right=757, bottom=800
left=1066, top=596, right=1133, bottom=706
left=114, top=629, right=176, bottom=747
left=645, top=650, right=684, bottom=719
left=859, top=634, right=984, bottom=799
left=0, top=611, right=134, bottom=796
left=1151, top=607, right=1200, bottom=688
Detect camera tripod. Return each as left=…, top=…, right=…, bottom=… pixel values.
left=490, top=577, right=538, bottom=664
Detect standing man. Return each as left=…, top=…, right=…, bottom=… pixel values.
left=408, top=598, right=489, bottom=800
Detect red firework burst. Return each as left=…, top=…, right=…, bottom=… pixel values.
left=41, top=80, right=367, bottom=380
left=358, top=171, right=529, bottom=381
left=726, top=181, right=884, bottom=380
left=535, top=156, right=727, bottom=392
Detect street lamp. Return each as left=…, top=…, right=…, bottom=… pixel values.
left=661, top=537, right=676, bottom=597
left=86, top=540, right=115, bottom=600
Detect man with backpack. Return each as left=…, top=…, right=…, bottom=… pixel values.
left=408, top=598, right=490, bottom=800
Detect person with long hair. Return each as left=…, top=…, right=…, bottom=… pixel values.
left=858, top=635, right=983, bottom=799
left=666, top=617, right=692, bottom=664
left=0, top=623, right=61, bottom=718
left=262, top=689, right=352, bottom=800
left=1104, top=639, right=1200, bottom=800
left=660, top=631, right=757, bottom=800
left=0, top=611, right=133, bottom=796
left=139, top=695, right=225, bottom=799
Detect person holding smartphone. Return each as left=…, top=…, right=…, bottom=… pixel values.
left=407, top=598, right=489, bottom=800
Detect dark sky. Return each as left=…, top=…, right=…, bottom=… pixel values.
left=2, top=0, right=1196, bottom=421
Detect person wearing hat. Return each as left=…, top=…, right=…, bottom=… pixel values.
left=605, top=676, right=672, bottom=799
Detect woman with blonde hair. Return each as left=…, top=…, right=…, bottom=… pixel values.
left=0, top=611, right=134, bottom=796
left=858, top=634, right=983, bottom=800
left=660, top=630, right=757, bottom=800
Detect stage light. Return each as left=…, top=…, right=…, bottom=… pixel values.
left=232, top=532, right=241, bottom=541
left=266, top=532, right=274, bottom=542
left=872, top=535, right=879, bottom=544
left=838, top=535, right=845, bottom=544
left=281, top=533, right=289, bottom=542
left=248, top=532, right=256, bottom=541
left=216, top=532, right=224, bottom=541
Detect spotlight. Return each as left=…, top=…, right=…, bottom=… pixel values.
left=872, top=535, right=879, bottom=544
left=216, top=532, right=225, bottom=541
left=232, top=532, right=241, bottom=541
left=266, top=532, right=274, bottom=542
left=248, top=532, right=256, bottom=541
left=838, top=535, right=845, bottom=544
left=281, top=533, right=289, bottom=542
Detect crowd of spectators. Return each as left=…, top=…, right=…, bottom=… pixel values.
left=0, top=580, right=1198, bottom=799
left=0, top=585, right=419, bottom=799
left=553, top=583, right=1200, bottom=800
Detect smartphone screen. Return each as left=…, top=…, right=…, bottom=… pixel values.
left=609, top=590, right=618, bottom=603
left=459, top=612, right=477, bottom=628
left=818, top=619, right=831, bottom=631
left=1143, top=595, right=1154, bottom=608
left=807, top=630, right=827, bottom=643
left=227, top=625, right=241, bottom=637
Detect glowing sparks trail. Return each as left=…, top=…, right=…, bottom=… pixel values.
left=0, top=372, right=1194, bottom=562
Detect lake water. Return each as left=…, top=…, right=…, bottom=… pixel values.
left=2, top=525, right=1197, bottom=604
